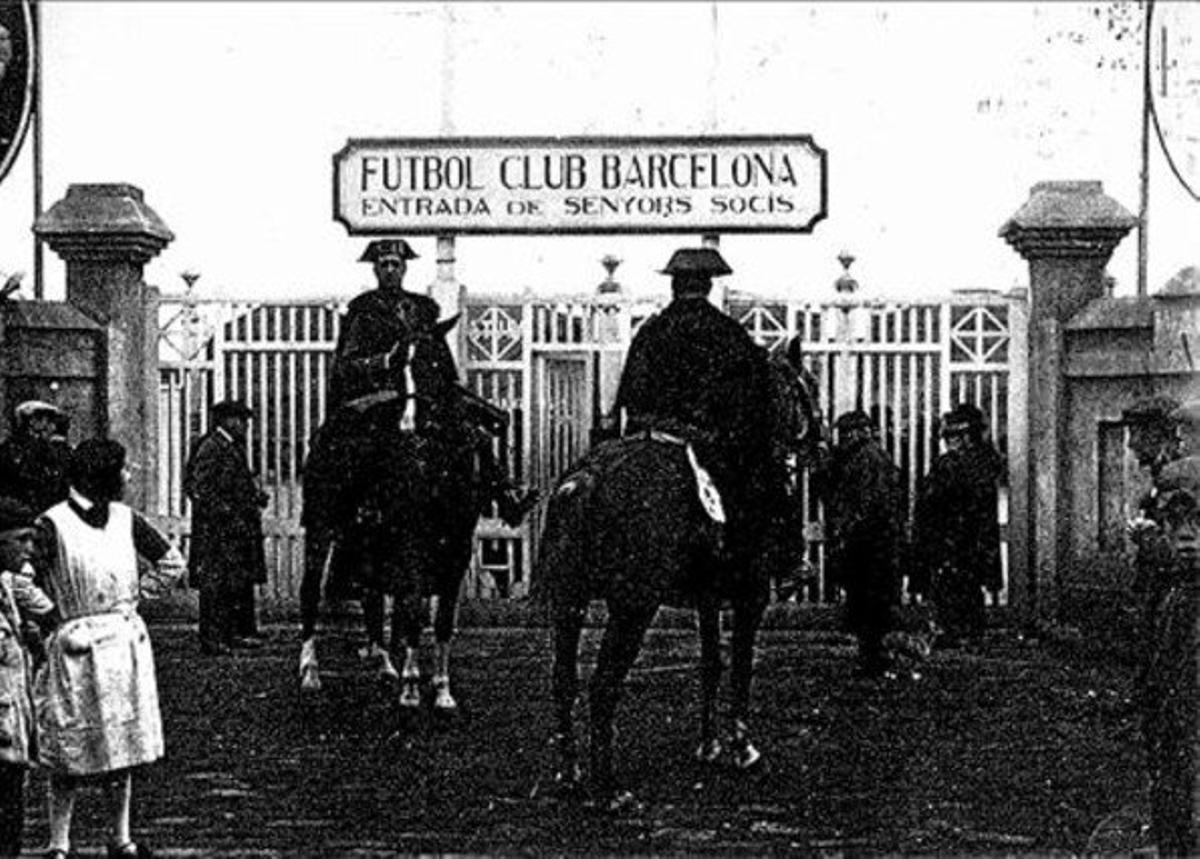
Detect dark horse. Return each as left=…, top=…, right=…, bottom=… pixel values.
left=298, top=316, right=488, bottom=713
left=535, top=343, right=814, bottom=803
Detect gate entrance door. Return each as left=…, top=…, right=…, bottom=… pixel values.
left=531, top=352, right=594, bottom=494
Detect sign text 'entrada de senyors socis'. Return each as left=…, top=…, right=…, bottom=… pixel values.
left=333, top=136, right=827, bottom=235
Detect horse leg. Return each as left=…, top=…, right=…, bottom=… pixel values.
left=395, top=594, right=427, bottom=709
left=695, top=599, right=724, bottom=764
left=588, top=604, right=656, bottom=802
left=431, top=583, right=462, bottom=713
left=361, top=590, right=399, bottom=685
left=298, top=527, right=333, bottom=693
left=551, top=602, right=586, bottom=788
left=727, top=593, right=769, bottom=770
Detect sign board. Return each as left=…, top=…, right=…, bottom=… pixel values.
left=334, top=135, right=826, bottom=236
left=0, top=0, right=33, bottom=188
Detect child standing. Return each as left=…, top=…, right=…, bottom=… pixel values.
left=0, top=498, right=57, bottom=858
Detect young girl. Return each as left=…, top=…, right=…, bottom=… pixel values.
left=34, top=439, right=185, bottom=859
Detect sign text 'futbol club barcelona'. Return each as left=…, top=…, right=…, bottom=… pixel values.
left=334, top=136, right=827, bottom=235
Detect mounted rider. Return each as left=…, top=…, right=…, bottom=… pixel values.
left=613, top=247, right=781, bottom=576
left=324, top=237, right=537, bottom=528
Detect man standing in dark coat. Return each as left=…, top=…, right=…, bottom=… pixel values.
left=0, top=400, right=71, bottom=514
left=613, top=247, right=779, bottom=572
left=184, top=399, right=268, bottom=655
left=817, top=410, right=905, bottom=678
left=911, top=403, right=1004, bottom=648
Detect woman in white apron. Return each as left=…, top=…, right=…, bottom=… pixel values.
left=34, top=439, right=184, bottom=859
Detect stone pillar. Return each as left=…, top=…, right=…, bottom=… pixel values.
left=999, top=180, right=1135, bottom=621
left=35, top=183, right=175, bottom=511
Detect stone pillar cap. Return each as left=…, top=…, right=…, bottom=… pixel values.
left=999, top=180, right=1136, bottom=236
left=35, top=183, right=174, bottom=262
left=999, top=180, right=1136, bottom=261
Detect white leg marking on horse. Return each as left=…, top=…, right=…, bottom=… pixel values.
left=299, top=638, right=321, bottom=692
left=432, top=674, right=457, bottom=711
left=399, top=646, right=422, bottom=708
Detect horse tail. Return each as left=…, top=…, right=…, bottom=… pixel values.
left=530, top=466, right=597, bottom=611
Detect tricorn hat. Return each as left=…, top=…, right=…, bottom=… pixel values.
left=658, top=247, right=733, bottom=278
left=1123, top=395, right=1183, bottom=426
left=211, top=400, right=254, bottom=421
left=0, top=497, right=35, bottom=535
left=358, top=239, right=419, bottom=263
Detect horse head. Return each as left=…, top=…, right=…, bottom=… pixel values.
left=396, top=314, right=461, bottom=409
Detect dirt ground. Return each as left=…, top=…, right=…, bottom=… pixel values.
left=18, top=614, right=1150, bottom=857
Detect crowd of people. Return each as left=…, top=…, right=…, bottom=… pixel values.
left=0, top=238, right=1197, bottom=854
left=0, top=403, right=185, bottom=859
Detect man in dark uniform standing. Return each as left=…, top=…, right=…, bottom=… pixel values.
left=184, top=399, right=268, bottom=655
left=911, top=403, right=1004, bottom=648
left=614, top=246, right=779, bottom=575
left=817, top=410, right=905, bottom=678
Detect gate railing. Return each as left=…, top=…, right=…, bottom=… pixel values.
left=157, top=287, right=1027, bottom=607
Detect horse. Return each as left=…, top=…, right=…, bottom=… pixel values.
left=297, top=315, right=490, bottom=714
left=535, top=341, right=812, bottom=805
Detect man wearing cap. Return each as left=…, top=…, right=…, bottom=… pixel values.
left=1139, top=455, right=1200, bottom=855
left=0, top=498, right=56, bottom=858
left=0, top=400, right=71, bottom=514
left=816, top=410, right=905, bottom=678
left=613, top=247, right=780, bottom=579
left=911, top=403, right=1004, bottom=648
left=183, top=400, right=268, bottom=655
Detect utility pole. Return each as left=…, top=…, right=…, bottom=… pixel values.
left=1137, top=0, right=1156, bottom=298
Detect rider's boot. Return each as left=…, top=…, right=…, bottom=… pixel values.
left=299, top=637, right=321, bottom=693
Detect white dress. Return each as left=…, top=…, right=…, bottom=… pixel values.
left=34, top=500, right=183, bottom=776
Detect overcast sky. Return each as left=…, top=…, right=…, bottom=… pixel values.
left=0, top=1, right=1197, bottom=303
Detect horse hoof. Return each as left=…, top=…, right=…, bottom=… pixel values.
left=694, top=738, right=723, bottom=764
left=432, top=676, right=457, bottom=712
left=399, top=684, right=422, bottom=709
left=734, top=742, right=763, bottom=770
left=601, top=790, right=642, bottom=815
left=299, top=665, right=322, bottom=694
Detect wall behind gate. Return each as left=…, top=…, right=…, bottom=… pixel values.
left=156, top=288, right=1028, bottom=608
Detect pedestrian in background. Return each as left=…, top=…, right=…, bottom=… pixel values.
left=817, top=410, right=906, bottom=678
left=184, top=400, right=268, bottom=656
left=34, top=438, right=185, bottom=859
left=911, top=403, right=1004, bottom=648
left=0, top=400, right=72, bottom=514
left=1140, top=454, right=1200, bottom=856
left=0, top=499, right=56, bottom=858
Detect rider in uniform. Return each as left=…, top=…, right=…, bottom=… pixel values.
left=299, top=238, right=535, bottom=690
left=328, top=238, right=535, bottom=525
left=613, top=247, right=779, bottom=578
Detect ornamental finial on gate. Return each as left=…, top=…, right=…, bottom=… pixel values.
left=834, top=250, right=858, bottom=294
